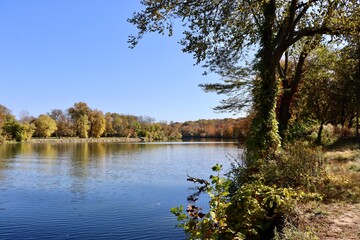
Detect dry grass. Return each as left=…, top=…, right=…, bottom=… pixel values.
left=324, top=149, right=360, bottom=162
left=278, top=146, right=360, bottom=239
left=320, top=148, right=360, bottom=203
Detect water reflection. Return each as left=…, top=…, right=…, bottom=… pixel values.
left=0, top=142, right=164, bottom=162
left=0, top=142, right=240, bottom=240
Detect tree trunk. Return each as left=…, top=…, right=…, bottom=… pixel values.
left=248, top=67, right=280, bottom=160
left=278, top=91, right=292, bottom=140
left=349, top=117, right=353, bottom=129
left=356, top=106, right=359, bottom=142
left=277, top=48, right=307, bottom=141
left=246, top=1, right=280, bottom=161
left=316, top=122, right=324, bottom=144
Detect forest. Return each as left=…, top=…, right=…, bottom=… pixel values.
left=0, top=101, right=251, bottom=142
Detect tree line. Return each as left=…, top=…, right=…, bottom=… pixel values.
left=0, top=102, right=251, bottom=143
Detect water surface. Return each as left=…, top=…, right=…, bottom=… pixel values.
left=0, top=141, right=240, bottom=239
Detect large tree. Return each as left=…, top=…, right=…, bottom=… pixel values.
left=49, top=109, right=75, bottom=137
left=88, top=109, right=106, bottom=138
left=0, top=104, right=13, bottom=142
left=129, top=0, right=359, bottom=159
left=68, top=102, right=91, bottom=138
left=0, top=104, right=12, bottom=130
left=35, top=114, right=58, bottom=138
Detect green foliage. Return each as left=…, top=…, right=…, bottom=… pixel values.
left=77, top=115, right=90, bottom=138
left=274, top=222, right=319, bottom=240
left=227, top=181, right=300, bottom=239
left=260, top=142, right=324, bottom=192
left=282, top=118, right=315, bottom=144
left=3, top=120, right=35, bottom=142
left=294, top=44, right=360, bottom=145
left=171, top=164, right=234, bottom=239
left=349, top=165, right=360, bottom=172
left=170, top=164, right=316, bottom=240
left=0, top=104, right=14, bottom=143
left=68, top=102, right=91, bottom=138
left=129, top=0, right=359, bottom=159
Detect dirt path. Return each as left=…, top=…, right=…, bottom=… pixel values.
left=302, top=203, right=360, bottom=239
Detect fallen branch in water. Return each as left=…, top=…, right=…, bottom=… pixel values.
left=186, top=175, right=210, bottom=203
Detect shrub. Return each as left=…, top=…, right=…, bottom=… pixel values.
left=260, top=142, right=324, bottom=191
left=273, top=221, right=319, bottom=240
left=227, top=181, right=300, bottom=239
left=171, top=164, right=234, bottom=239
left=171, top=165, right=309, bottom=240
left=333, top=125, right=356, bottom=139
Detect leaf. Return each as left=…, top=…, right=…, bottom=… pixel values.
left=210, top=211, right=216, bottom=220
left=212, top=164, right=222, bottom=172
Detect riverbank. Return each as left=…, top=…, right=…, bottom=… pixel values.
left=24, top=137, right=144, bottom=144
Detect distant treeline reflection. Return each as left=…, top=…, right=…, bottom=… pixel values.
left=0, top=142, right=163, bottom=162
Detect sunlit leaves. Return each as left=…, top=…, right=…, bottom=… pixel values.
left=35, top=114, right=58, bottom=138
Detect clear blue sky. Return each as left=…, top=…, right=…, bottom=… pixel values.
left=0, top=0, right=241, bottom=122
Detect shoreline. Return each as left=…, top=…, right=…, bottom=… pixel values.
left=1, top=137, right=242, bottom=144
left=24, top=137, right=144, bottom=144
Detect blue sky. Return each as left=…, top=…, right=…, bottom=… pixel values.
left=0, top=0, right=241, bottom=122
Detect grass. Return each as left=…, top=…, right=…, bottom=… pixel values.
left=278, top=140, right=360, bottom=239
left=324, top=149, right=360, bottom=162
left=321, top=143, right=360, bottom=203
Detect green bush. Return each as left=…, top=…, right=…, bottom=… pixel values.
left=3, top=120, right=35, bottom=142
left=171, top=165, right=310, bottom=240
left=172, top=142, right=327, bottom=239
left=171, top=164, right=234, bottom=239
left=227, top=181, right=299, bottom=239
left=285, top=121, right=314, bottom=143
left=274, top=221, right=319, bottom=240
left=260, top=142, right=324, bottom=191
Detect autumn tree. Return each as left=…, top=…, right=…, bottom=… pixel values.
left=76, top=115, right=90, bottom=138
left=34, top=114, right=58, bottom=138
left=0, top=104, right=13, bottom=142
left=88, top=109, right=106, bottom=138
left=68, top=102, right=91, bottom=138
left=160, top=121, right=182, bottom=140
left=18, top=111, right=36, bottom=124
left=104, top=112, right=115, bottom=137
left=290, top=42, right=360, bottom=144
left=129, top=0, right=359, bottom=159
left=0, top=105, right=12, bottom=129
left=49, top=109, right=75, bottom=137
left=112, top=113, right=126, bottom=136
left=3, top=119, right=35, bottom=142
left=330, top=43, right=359, bottom=128
left=0, top=106, right=35, bottom=142
left=298, top=47, right=335, bottom=143
left=337, top=38, right=360, bottom=140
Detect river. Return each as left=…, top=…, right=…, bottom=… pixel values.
left=0, top=141, right=240, bottom=239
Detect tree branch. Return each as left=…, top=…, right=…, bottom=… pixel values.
left=290, top=50, right=308, bottom=95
